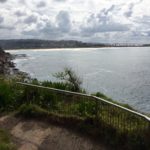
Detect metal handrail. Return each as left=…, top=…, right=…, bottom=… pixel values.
left=16, top=82, right=150, bottom=123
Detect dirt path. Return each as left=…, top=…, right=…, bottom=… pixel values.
left=0, top=115, right=107, bottom=150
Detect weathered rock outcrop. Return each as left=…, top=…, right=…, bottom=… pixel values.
left=0, top=47, right=14, bottom=74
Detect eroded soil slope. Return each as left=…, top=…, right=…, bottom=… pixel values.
left=0, top=115, right=107, bottom=150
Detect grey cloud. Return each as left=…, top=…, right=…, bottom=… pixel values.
left=22, top=29, right=39, bottom=36
left=22, top=7, right=129, bottom=40
left=81, top=9, right=129, bottom=36
left=101, top=23, right=129, bottom=32
left=0, top=0, right=7, bottom=3
left=40, top=22, right=56, bottom=33
left=100, top=5, right=115, bottom=16
left=124, top=11, right=132, bottom=18
left=22, top=11, right=71, bottom=39
left=96, top=5, right=117, bottom=24
left=81, top=22, right=129, bottom=36
left=23, top=23, right=60, bottom=39
left=137, top=15, right=150, bottom=24
left=132, top=31, right=144, bottom=37
left=124, top=0, right=144, bottom=18
left=96, top=7, right=129, bottom=33
left=147, top=31, right=150, bottom=37
left=54, top=0, right=66, bottom=2
left=18, top=0, right=26, bottom=5
left=132, top=15, right=150, bottom=37
left=56, top=11, right=71, bottom=32
left=124, top=3, right=134, bottom=18
left=38, top=11, right=71, bottom=37
left=0, top=25, right=14, bottom=30
left=37, top=1, right=46, bottom=8
left=0, top=16, right=4, bottom=23
left=24, top=15, right=38, bottom=24
left=15, top=10, right=26, bottom=17
left=133, top=15, right=150, bottom=35
left=40, top=23, right=60, bottom=38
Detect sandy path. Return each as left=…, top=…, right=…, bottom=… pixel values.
left=0, top=115, right=107, bottom=150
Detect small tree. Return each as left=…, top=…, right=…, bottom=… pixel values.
left=53, top=67, right=82, bottom=92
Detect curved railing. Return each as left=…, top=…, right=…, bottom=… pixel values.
left=16, top=82, right=150, bottom=133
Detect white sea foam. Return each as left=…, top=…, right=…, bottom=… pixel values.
left=6, top=47, right=103, bottom=53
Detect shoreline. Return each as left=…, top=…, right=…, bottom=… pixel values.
left=0, top=48, right=29, bottom=78
left=5, top=46, right=148, bottom=51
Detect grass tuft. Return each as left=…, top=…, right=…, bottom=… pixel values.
left=17, top=104, right=49, bottom=118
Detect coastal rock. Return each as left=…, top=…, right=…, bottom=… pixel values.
left=0, top=46, right=26, bottom=76
left=0, top=47, right=11, bottom=74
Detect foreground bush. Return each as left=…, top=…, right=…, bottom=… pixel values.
left=0, top=79, right=21, bottom=112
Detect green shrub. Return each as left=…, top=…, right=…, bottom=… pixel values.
left=93, top=92, right=134, bottom=110
left=0, top=143, right=16, bottom=150
left=0, top=129, right=16, bottom=150
left=0, top=78, right=25, bottom=112
left=18, top=104, right=49, bottom=118
left=53, top=67, right=82, bottom=92
left=0, top=80, right=19, bottom=112
left=76, top=101, right=97, bottom=117
left=0, top=129, right=10, bottom=143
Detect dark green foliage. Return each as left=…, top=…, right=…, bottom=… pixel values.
left=76, top=100, right=97, bottom=117
left=18, top=104, right=49, bottom=118
left=0, top=129, right=16, bottom=150
left=0, top=78, right=150, bottom=150
left=53, top=67, right=82, bottom=92
left=93, top=92, right=134, bottom=110
left=42, top=81, right=75, bottom=91
left=0, top=79, right=21, bottom=112
left=0, top=129, right=10, bottom=144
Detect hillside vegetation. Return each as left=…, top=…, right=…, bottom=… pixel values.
left=0, top=39, right=106, bottom=50
left=0, top=76, right=150, bottom=150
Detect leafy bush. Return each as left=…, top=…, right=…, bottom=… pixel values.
left=0, top=79, right=21, bottom=112
left=53, top=67, right=82, bottom=92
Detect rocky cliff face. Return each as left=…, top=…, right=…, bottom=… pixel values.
left=0, top=47, right=14, bottom=75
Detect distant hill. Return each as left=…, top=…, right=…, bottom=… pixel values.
left=0, top=39, right=106, bottom=50
left=143, top=44, right=150, bottom=47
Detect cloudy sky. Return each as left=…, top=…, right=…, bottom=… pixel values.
left=0, top=0, right=150, bottom=43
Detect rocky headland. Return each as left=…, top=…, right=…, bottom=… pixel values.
left=0, top=47, right=15, bottom=74
left=0, top=46, right=28, bottom=77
